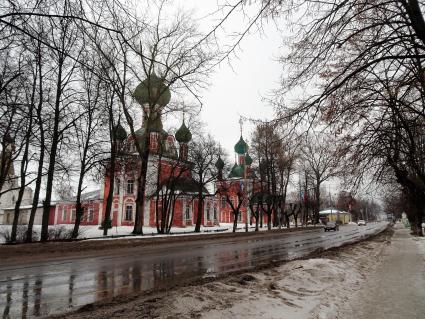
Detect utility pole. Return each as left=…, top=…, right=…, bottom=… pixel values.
left=240, top=117, right=249, bottom=233
left=304, top=171, right=308, bottom=226
left=329, top=185, right=333, bottom=221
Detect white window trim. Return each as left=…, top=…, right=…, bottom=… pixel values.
left=184, top=200, right=192, bottom=221
left=88, top=208, right=94, bottom=222
left=124, top=203, right=134, bottom=221
left=126, top=179, right=134, bottom=195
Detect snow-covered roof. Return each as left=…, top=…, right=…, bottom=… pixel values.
left=61, top=190, right=102, bottom=203
left=79, top=190, right=101, bottom=201
left=1, top=204, right=43, bottom=211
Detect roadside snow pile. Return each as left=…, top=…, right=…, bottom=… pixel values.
left=56, top=227, right=389, bottom=319
left=145, top=235, right=386, bottom=319
left=156, top=258, right=362, bottom=319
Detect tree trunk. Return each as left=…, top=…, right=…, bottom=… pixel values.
left=40, top=56, right=64, bottom=242
left=133, top=165, right=145, bottom=235
left=232, top=211, right=238, bottom=232
left=26, top=153, right=43, bottom=242
left=11, top=157, right=29, bottom=242
left=314, top=185, right=320, bottom=224
left=12, top=99, right=34, bottom=242
left=103, top=100, right=118, bottom=235
left=72, top=202, right=84, bottom=239
left=195, top=185, right=204, bottom=232
left=103, top=163, right=115, bottom=236
left=27, top=44, right=44, bottom=242
left=72, top=173, right=85, bottom=239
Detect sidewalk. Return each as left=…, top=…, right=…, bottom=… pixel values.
left=341, top=224, right=425, bottom=319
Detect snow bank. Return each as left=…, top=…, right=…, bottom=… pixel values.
left=115, top=230, right=386, bottom=319
left=0, top=224, right=233, bottom=243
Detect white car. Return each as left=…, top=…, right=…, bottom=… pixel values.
left=357, top=220, right=367, bottom=226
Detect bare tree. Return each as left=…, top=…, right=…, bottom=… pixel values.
left=71, top=67, right=108, bottom=239
left=11, top=60, right=36, bottom=242
left=40, top=8, right=83, bottom=242
left=301, top=132, right=340, bottom=224
left=89, top=1, right=216, bottom=235
left=218, top=181, right=245, bottom=233
left=189, top=133, right=221, bottom=232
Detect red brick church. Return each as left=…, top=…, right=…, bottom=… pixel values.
left=53, top=74, right=262, bottom=229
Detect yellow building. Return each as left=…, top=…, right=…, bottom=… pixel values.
left=319, top=208, right=352, bottom=224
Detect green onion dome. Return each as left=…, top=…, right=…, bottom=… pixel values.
left=234, top=135, right=248, bottom=154
left=245, top=153, right=253, bottom=166
left=114, top=123, right=127, bottom=141
left=234, top=164, right=244, bottom=177
left=228, top=163, right=238, bottom=178
left=228, top=163, right=244, bottom=178
left=175, top=121, right=192, bottom=143
left=215, top=156, right=224, bottom=170
left=133, top=72, right=171, bottom=106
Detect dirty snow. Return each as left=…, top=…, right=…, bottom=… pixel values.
left=55, top=226, right=390, bottom=319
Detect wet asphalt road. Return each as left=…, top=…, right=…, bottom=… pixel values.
left=0, top=223, right=388, bottom=318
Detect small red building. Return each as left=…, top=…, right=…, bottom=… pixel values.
left=53, top=190, right=102, bottom=226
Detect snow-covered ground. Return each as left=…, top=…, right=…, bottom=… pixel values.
left=0, top=224, right=232, bottom=243
left=0, top=222, right=298, bottom=243
left=338, top=225, right=425, bottom=319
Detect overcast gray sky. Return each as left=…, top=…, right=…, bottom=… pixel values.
left=173, top=0, right=282, bottom=159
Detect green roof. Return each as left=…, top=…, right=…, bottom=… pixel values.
left=133, top=72, right=171, bottom=106
left=234, top=135, right=248, bottom=154
left=114, top=124, right=127, bottom=141
left=175, top=121, right=192, bottom=143
left=215, top=156, right=224, bottom=170
left=245, top=153, right=253, bottom=165
left=228, top=163, right=244, bottom=178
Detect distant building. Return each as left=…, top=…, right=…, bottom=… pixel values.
left=53, top=190, right=103, bottom=226
left=319, top=208, right=352, bottom=224
left=0, top=136, right=42, bottom=225
left=215, top=133, right=266, bottom=225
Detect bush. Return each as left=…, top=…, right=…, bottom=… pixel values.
left=0, top=226, right=39, bottom=243
left=47, top=226, right=76, bottom=240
